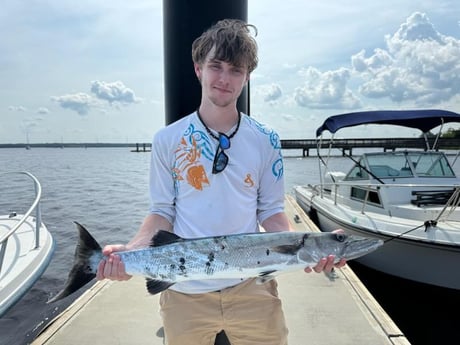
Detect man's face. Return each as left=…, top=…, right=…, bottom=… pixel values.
left=194, top=50, right=249, bottom=108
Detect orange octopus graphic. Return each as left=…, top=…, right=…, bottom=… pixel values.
left=173, top=136, right=210, bottom=190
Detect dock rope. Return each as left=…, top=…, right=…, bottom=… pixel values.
left=383, top=187, right=460, bottom=244
left=383, top=220, right=437, bottom=244
left=434, top=187, right=460, bottom=222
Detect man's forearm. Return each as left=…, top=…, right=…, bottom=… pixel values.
left=127, top=213, right=173, bottom=249
left=261, top=212, right=293, bottom=233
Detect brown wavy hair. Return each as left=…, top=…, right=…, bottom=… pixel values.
left=192, top=19, right=258, bottom=74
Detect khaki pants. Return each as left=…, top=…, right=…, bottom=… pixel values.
left=159, top=278, right=289, bottom=345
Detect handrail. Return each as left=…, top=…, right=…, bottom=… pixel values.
left=435, top=187, right=460, bottom=222
left=0, top=171, right=43, bottom=275
left=316, top=181, right=460, bottom=189
left=316, top=181, right=460, bottom=221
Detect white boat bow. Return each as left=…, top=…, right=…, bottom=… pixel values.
left=0, top=171, right=55, bottom=316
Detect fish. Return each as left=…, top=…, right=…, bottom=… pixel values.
left=48, top=222, right=383, bottom=303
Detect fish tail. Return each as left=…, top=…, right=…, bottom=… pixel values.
left=47, top=222, right=102, bottom=303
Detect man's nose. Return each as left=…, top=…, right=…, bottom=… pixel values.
left=218, top=70, right=230, bottom=83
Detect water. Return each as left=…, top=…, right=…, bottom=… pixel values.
left=0, top=148, right=458, bottom=345
left=0, top=148, right=151, bottom=345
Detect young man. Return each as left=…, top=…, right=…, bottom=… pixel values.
left=97, top=19, right=345, bottom=344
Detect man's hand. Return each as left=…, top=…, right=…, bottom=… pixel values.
left=96, top=244, right=132, bottom=281
left=304, top=229, right=347, bottom=273
left=304, top=256, right=347, bottom=273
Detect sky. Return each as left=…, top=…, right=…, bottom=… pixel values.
left=1, top=0, right=460, bottom=144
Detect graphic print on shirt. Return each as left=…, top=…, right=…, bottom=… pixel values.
left=172, top=124, right=213, bottom=191
left=244, top=173, right=255, bottom=187
left=245, top=117, right=284, bottom=181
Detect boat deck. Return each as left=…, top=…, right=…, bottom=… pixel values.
left=32, top=195, right=410, bottom=345
left=0, top=214, right=55, bottom=316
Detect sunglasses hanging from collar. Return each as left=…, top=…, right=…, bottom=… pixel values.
left=197, top=110, right=241, bottom=174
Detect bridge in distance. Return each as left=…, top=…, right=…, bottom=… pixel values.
left=280, top=137, right=460, bottom=157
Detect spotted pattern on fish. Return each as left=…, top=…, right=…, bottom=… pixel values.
left=47, top=222, right=383, bottom=303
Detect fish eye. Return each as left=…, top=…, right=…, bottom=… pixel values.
left=335, top=233, right=346, bottom=242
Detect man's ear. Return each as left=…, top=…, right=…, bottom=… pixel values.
left=194, top=63, right=202, bottom=81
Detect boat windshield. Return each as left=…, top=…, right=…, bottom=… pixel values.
left=345, top=152, right=456, bottom=180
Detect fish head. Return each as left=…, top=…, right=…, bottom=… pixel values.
left=298, top=232, right=383, bottom=263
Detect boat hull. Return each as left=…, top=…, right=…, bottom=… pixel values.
left=295, top=186, right=460, bottom=290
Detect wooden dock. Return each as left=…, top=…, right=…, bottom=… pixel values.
left=32, top=195, right=410, bottom=345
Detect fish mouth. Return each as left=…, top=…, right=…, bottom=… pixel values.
left=343, top=238, right=384, bottom=260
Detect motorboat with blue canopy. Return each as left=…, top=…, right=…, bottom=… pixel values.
left=295, top=109, right=460, bottom=290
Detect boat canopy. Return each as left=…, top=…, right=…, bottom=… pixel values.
left=316, top=109, right=460, bottom=137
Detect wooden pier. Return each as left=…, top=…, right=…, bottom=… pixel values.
left=131, top=143, right=151, bottom=152
left=280, top=137, right=460, bottom=157
left=129, top=137, right=460, bottom=156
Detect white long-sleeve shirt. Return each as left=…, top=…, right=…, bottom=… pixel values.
left=149, top=111, right=285, bottom=293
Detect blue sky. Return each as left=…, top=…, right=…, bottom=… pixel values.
left=1, top=0, right=460, bottom=143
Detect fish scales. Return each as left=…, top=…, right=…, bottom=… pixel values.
left=47, top=222, right=383, bottom=303
left=119, top=232, right=307, bottom=282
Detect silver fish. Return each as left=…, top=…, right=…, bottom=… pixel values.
left=48, top=222, right=383, bottom=303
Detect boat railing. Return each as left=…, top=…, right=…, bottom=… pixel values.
left=435, top=188, right=460, bottom=221
left=316, top=181, right=460, bottom=219
left=0, top=171, right=43, bottom=275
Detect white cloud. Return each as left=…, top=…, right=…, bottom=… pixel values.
left=294, top=67, right=361, bottom=109
left=37, top=107, right=50, bottom=114
left=51, top=93, right=93, bottom=115
left=255, top=83, right=283, bottom=105
left=351, top=49, right=394, bottom=73
left=90, top=80, right=139, bottom=104
left=390, top=12, right=443, bottom=42
left=264, top=84, right=282, bottom=102
left=22, top=116, right=44, bottom=134
left=8, top=105, right=27, bottom=112
left=52, top=80, right=140, bottom=115
left=351, top=12, right=460, bottom=105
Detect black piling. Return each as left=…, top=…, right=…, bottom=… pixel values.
left=163, top=0, right=249, bottom=125
left=162, top=1, right=248, bottom=344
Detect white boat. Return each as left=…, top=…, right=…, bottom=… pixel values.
left=294, top=109, right=460, bottom=290
left=0, top=171, right=55, bottom=316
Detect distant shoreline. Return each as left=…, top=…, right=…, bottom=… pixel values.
left=0, top=143, right=150, bottom=149
left=2, top=139, right=459, bottom=156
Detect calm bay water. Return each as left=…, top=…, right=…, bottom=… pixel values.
left=0, top=147, right=152, bottom=345
left=0, top=147, right=459, bottom=345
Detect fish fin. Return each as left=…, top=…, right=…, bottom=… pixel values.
left=259, top=270, right=277, bottom=276
left=146, top=278, right=175, bottom=295
left=151, top=230, right=184, bottom=247
left=47, top=222, right=100, bottom=303
left=256, top=275, right=276, bottom=284
left=271, top=244, right=302, bottom=255
left=256, top=270, right=278, bottom=284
